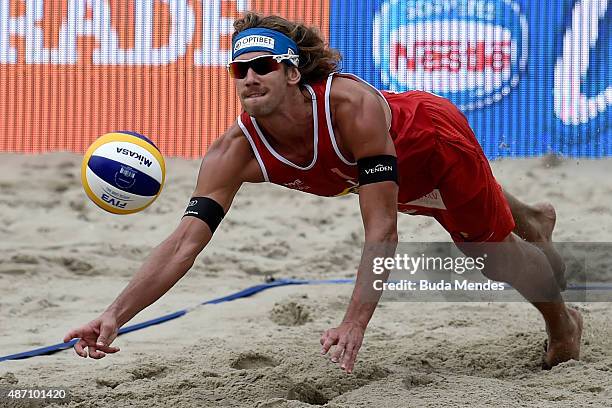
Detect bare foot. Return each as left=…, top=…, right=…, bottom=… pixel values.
left=528, top=203, right=567, bottom=290
left=530, top=203, right=556, bottom=242
left=542, top=307, right=583, bottom=369
left=533, top=203, right=567, bottom=290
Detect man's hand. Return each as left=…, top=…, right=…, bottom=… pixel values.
left=320, top=321, right=365, bottom=374
left=63, top=313, right=120, bottom=359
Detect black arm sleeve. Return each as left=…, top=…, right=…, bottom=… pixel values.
left=183, top=197, right=225, bottom=233
left=357, top=155, right=398, bottom=186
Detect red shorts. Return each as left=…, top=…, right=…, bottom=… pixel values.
left=394, top=96, right=515, bottom=243
left=430, top=137, right=515, bottom=242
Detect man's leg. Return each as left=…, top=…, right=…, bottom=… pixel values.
left=457, top=234, right=582, bottom=369
left=427, top=122, right=578, bottom=367
left=502, top=189, right=567, bottom=289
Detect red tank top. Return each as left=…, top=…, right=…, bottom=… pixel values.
left=238, top=73, right=464, bottom=212
left=237, top=75, right=360, bottom=197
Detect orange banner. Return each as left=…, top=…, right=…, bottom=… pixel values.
left=0, top=0, right=329, bottom=157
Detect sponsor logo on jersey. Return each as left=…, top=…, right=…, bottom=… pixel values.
left=283, top=179, right=310, bottom=191
left=400, top=189, right=447, bottom=210
left=373, top=0, right=528, bottom=111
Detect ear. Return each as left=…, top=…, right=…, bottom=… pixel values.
left=286, top=66, right=301, bottom=85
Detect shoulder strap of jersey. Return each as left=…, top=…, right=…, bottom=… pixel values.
left=236, top=112, right=270, bottom=182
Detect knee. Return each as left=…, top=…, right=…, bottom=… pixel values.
left=480, top=258, right=512, bottom=282
left=458, top=234, right=519, bottom=283
left=477, top=234, right=551, bottom=283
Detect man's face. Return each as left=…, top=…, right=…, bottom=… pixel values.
left=232, top=51, right=290, bottom=118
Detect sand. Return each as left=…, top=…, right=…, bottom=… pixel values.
left=0, top=152, right=611, bottom=407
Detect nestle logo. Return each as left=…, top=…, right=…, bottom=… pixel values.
left=373, top=0, right=528, bottom=111
left=365, top=164, right=393, bottom=174
left=391, top=41, right=511, bottom=74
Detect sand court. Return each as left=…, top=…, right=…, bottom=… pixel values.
left=0, top=153, right=611, bottom=407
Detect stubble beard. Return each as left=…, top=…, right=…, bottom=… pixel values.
left=243, top=96, right=279, bottom=118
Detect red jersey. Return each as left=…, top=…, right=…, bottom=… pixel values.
left=237, top=74, right=360, bottom=197
left=237, top=72, right=515, bottom=242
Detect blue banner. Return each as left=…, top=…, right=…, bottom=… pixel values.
left=330, top=0, right=612, bottom=158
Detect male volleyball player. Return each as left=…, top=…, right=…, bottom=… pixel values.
left=64, top=12, right=582, bottom=374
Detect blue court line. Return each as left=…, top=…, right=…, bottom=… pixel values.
left=0, top=279, right=610, bottom=362
left=0, top=278, right=353, bottom=362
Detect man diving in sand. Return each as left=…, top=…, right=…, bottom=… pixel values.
left=64, top=12, right=582, bottom=374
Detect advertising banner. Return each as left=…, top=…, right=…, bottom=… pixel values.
left=0, top=0, right=609, bottom=159
left=331, top=0, right=612, bottom=158
left=0, top=0, right=329, bottom=157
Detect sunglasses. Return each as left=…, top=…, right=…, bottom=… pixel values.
left=227, top=54, right=299, bottom=79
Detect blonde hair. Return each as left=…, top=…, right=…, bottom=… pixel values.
left=232, top=12, right=341, bottom=84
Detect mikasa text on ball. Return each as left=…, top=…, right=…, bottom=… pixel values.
left=81, top=132, right=165, bottom=214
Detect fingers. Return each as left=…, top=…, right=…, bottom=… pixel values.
left=64, top=325, right=92, bottom=343
left=333, top=340, right=361, bottom=373
left=96, top=321, right=117, bottom=349
left=74, top=338, right=88, bottom=358
left=65, top=324, right=93, bottom=356
left=340, top=344, right=358, bottom=374
left=63, top=329, right=79, bottom=343
left=320, top=330, right=338, bottom=355
left=97, top=344, right=120, bottom=354
left=75, top=340, right=118, bottom=358
left=74, top=338, right=101, bottom=359
left=331, top=341, right=346, bottom=363
left=321, top=325, right=364, bottom=374
left=87, top=344, right=106, bottom=360
left=64, top=316, right=120, bottom=359
left=67, top=326, right=119, bottom=358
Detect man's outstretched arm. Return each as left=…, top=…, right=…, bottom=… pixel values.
left=321, top=80, right=399, bottom=373
left=63, top=124, right=263, bottom=359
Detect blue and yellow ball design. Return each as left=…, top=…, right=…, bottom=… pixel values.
left=81, top=132, right=165, bottom=214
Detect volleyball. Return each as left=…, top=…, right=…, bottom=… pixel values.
left=81, top=132, right=165, bottom=214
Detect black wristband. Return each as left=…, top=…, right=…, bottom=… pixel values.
left=357, top=155, right=398, bottom=186
left=183, top=197, right=225, bottom=233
